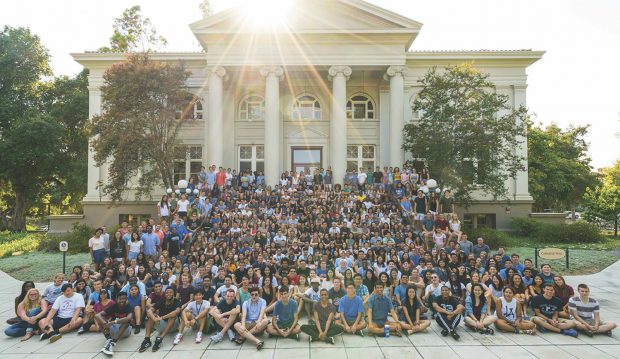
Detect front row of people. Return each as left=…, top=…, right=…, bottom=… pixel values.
left=5, top=281, right=616, bottom=355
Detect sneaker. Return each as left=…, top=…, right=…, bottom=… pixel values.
left=356, top=330, right=365, bottom=337
left=152, top=337, right=163, bottom=352
left=486, top=328, right=494, bottom=335
left=134, top=325, right=141, bottom=335
left=138, top=338, right=152, bottom=353
left=195, top=332, right=203, bottom=343
left=309, top=336, right=314, bottom=343
left=441, top=329, right=449, bottom=337
left=256, top=341, right=264, bottom=350
left=327, top=336, right=335, bottom=344
left=77, top=327, right=85, bottom=335
left=227, top=329, right=236, bottom=341
left=562, top=329, right=578, bottom=338
left=49, top=332, right=62, bottom=343
left=294, top=333, right=300, bottom=341
left=584, top=330, right=594, bottom=338
left=606, top=330, right=613, bottom=337
left=173, top=333, right=183, bottom=345
left=451, top=330, right=460, bottom=341
left=210, top=333, right=223, bottom=343
left=40, top=332, right=52, bottom=341
left=406, top=329, right=414, bottom=336
left=101, top=339, right=114, bottom=356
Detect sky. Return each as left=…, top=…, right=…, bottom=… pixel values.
left=1, top=0, right=618, bottom=168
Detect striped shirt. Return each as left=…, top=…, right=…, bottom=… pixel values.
left=568, top=296, right=599, bottom=320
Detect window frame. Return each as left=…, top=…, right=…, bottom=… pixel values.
left=238, top=145, right=265, bottom=172
left=173, top=145, right=203, bottom=183
left=291, top=94, right=322, bottom=121
left=346, top=93, right=376, bottom=121
left=239, top=94, right=265, bottom=121
left=346, top=144, right=376, bottom=171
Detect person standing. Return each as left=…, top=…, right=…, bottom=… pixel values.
left=300, top=289, right=344, bottom=343
left=89, top=228, right=107, bottom=272
left=569, top=283, right=616, bottom=337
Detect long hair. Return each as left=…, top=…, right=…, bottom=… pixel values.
left=22, top=288, right=42, bottom=311
left=469, top=283, right=487, bottom=307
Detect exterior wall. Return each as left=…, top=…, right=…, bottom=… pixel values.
left=81, top=201, right=158, bottom=229
left=455, top=201, right=532, bottom=232
left=47, top=215, right=86, bottom=234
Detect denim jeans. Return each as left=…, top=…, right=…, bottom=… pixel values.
left=4, top=307, right=42, bottom=337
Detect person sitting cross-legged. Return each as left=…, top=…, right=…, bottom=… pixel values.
left=494, top=286, right=536, bottom=335
left=432, top=285, right=465, bottom=341
left=338, top=283, right=367, bottom=336
left=300, top=288, right=344, bottom=343
left=531, top=283, right=578, bottom=337
left=38, top=283, right=84, bottom=343
left=399, top=285, right=431, bottom=335
left=95, top=292, right=133, bottom=356
left=138, top=287, right=182, bottom=352
left=173, top=290, right=210, bottom=345
left=266, top=286, right=301, bottom=340
left=233, top=286, right=269, bottom=350
left=463, top=283, right=496, bottom=334
left=367, top=282, right=402, bottom=337
left=209, top=288, right=240, bottom=343
left=569, top=283, right=617, bottom=337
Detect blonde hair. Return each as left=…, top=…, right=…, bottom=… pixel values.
left=22, top=288, right=42, bottom=311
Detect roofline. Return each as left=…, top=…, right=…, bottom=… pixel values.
left=406, top=50, right=545, bottom=66
left=71, top=52, right=207, bottom=68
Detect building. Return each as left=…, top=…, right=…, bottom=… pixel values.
left=62, top=0, right=543, bottom=232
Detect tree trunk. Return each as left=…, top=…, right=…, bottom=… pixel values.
left=614, top=216, right=618, bottom=237
left=12, top=189, right=27, bottom=232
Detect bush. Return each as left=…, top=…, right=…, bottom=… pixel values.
left=511, top=218, right=602, bottom=243
left=0, top=232, right=45, bottom=258
left=46, top=222, right=94, bottom=254
left=465, top=227, right=509, bottom=249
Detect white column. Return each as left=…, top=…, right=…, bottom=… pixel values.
left=328, top=66, right=352, bottom=186
left=207, top=66, right=226, bottom=167
left=85, top=85, right=102, bottom=201
left=513, top=85, right=533, bottom=201
left=260, top=66, right=284, bottom=187
left=386, top=66, right=407, bottom=167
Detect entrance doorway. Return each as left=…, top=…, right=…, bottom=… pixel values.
left=291, top=147, right=322, bottom=174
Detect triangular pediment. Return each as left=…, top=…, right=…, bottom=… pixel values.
left=286, top=127, right=329, bottom=139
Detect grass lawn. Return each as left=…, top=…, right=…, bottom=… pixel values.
left=0, top=252, right=90, bottom=282
left=506, top=246, right=619, bottom=276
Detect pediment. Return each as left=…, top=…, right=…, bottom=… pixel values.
left=286, top=127, right=329, bottom=139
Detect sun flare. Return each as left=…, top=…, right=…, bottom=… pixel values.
left=241, top=0, right=294, bottom=28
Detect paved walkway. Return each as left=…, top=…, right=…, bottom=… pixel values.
left=0, top=263, right=619, bottom=359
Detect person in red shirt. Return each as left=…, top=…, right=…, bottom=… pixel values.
left=216, top=167, right=227, bottom=190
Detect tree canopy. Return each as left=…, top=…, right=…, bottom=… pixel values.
left=91, top=53, right=193, bottom=202
left=585, top=160, right=620, bottom=236
left=97, top=5, right=167, bottom=52
left=403, top=63, right=528, bottom=205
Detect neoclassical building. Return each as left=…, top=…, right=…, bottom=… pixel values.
left=67, top=0, right=543, bottom=231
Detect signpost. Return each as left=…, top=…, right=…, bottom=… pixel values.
left=59, top=241, right=68, bottom=274
left=535, top=247, right=569, bottom=269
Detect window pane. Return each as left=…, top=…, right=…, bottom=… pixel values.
left=347, top=146, right=358, bottom=159
left=239, top=161, right=252, bottom=172
left=248, top=103, right=262, bottom=120
left=240, top=146, right=252, bottom=159
left=353, top=103, right=366, bottom=119
left=362, top=145, right=374, bottom=159
left=367, top=102, right=374, bottom=110
left=362, top=161, right=374, bottom=171
left=256, top=161, right=264, bottom=173
left=347, top=161, right=358, bottom=171
left=300, top=105, right=313, bottom=120
left=293, top=149, right=320, bottom=163
left=189, top=146, right=202, bottom=160
left=190, top=161, right=202, bottom=175
left=256, top=146, right=264, bottom=159
left=174, top=146, right=187, bottom=160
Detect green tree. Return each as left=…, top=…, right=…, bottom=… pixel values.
left=585, top=160, right=620, bottom=236
left=90, top=53, right=193, bottom=202
left=98, top=5, right=167, bottom=52
left=403, top=63, right=528, bottom=205
left=528, top=123, right=597, bottom=212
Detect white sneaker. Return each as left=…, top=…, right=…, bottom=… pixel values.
left=227, top=329, right=235, bottom=341
left=173, top=333, right=183, bottom=345
left=210, top=333, right=222, bottom=343
left=195, top=332, right=203, bottom=343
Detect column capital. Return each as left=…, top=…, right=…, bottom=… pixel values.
left=385, top=65, right=408, bottom=79
left=260, top=66, right=284, bottom=79
left=328, top=65, right=352, bottom=81
left=207, top=66, right=227, bottom=78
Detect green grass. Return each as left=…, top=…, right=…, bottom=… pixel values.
left=506, top=246, right=619, bottom=276
left=504, top=234, right=620, bottom=251
left=0, top=232, right=46, bottom=258
left=0, top=252, right=91, bottom=282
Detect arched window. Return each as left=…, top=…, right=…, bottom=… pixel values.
left=292, top=94, right=321, bottom=121
left=239, top=94, right=265, bottom=121
left=175, top=95, right=204, bottom=120
left=346, top=94, right=375, bottom=120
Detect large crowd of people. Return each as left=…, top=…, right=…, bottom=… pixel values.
left=3, top=164, right=616, bottom=356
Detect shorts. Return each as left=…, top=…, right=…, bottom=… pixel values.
left=92, top=248, right=106, bottom=265
left=372, top=318, right=387, bottom=327
left=109, top=323, right=131, bottom=339
left=52, top=316, right=72, bottom=331
left=277, top=320, right=295, bottom=330
left=414, top=213, right=425, bottom=221
left=158, top=318, right=180, bottom=333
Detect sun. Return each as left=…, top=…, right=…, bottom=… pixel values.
left=241, top=0, right=294, bottom=28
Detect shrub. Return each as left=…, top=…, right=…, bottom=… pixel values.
left=47, top=222, right=95, bottom=254
left=510, top=218, right=602, bottom=243
left=0, top=232, right=45, bottom=258
left=465, top=227, right=509, bottom=249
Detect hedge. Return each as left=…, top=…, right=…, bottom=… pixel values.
left=511, top=217, right=602, bottom=243
left=45, top=223, right=94, bottom=254
left=464, top=227, right=509, bottom=249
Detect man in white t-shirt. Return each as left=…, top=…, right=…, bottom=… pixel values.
left=174, top=290, right=211, bottom=345
left=39, top=284, right=85, bottom=343
left=214, top=275, right=238, bottom=304
left=301, top=278, right=322, bottom=321
left=357, top=168, right=367, bottom=192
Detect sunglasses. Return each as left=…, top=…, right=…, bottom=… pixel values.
left=250, top=292, right=259, bottom=296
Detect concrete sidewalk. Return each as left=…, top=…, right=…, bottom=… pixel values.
left=0, top=262, right=619, bottom=359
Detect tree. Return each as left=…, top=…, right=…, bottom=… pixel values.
left=90, top=53, right=193, bottom=202
left=199, top=0, right=214, bottom=18
left=403, top=63, right=528, bottom=205
left=585, top=160, right=620, bottom=237
left=97, top=5, right=167, bottom=52
left=528, top=123, right=597, bottom=212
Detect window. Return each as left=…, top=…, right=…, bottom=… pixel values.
left=175, top=95, right=204, bottom=120
left=119, top=214, right=151, bottom=226
left=239, top=145, right=264, bottom=172
left=173, top=145, right=203, bottom=183
left=292, top=94, right=321, bottom=121
left=346, top=94, right=375, bottom=120
left=347, top=145, right=375, bottom=171
left=463, top=214, right=496, bottom=230
left=239, top=95, right=265, bottom=121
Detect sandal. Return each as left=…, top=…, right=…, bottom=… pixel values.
left=234, top=337, right=245, bottom=345
left=20, top=332, right=34, bottom=341
left=256, top=341, right=264, bottom=350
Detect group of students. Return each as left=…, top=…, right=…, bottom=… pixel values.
left=3, top=162, right=618, bottom=355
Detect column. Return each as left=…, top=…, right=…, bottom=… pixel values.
left=260, top=66, right=284, bottom=187
left=207, top=66, right=226, bottom=167
left=85, top=85, right=102, bottom=201
left=328, top=65, right=352, bottom=185
left=386, top=66, right=407, bottom=167
left=513, top=85, right=533, bottom=200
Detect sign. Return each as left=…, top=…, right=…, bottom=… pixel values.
left=538, top=247, right=565, bottom=260
left=59, top=241, right=69, bottom=252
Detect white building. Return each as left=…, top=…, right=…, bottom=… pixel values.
left=66, top=0, right=543, bottom=231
